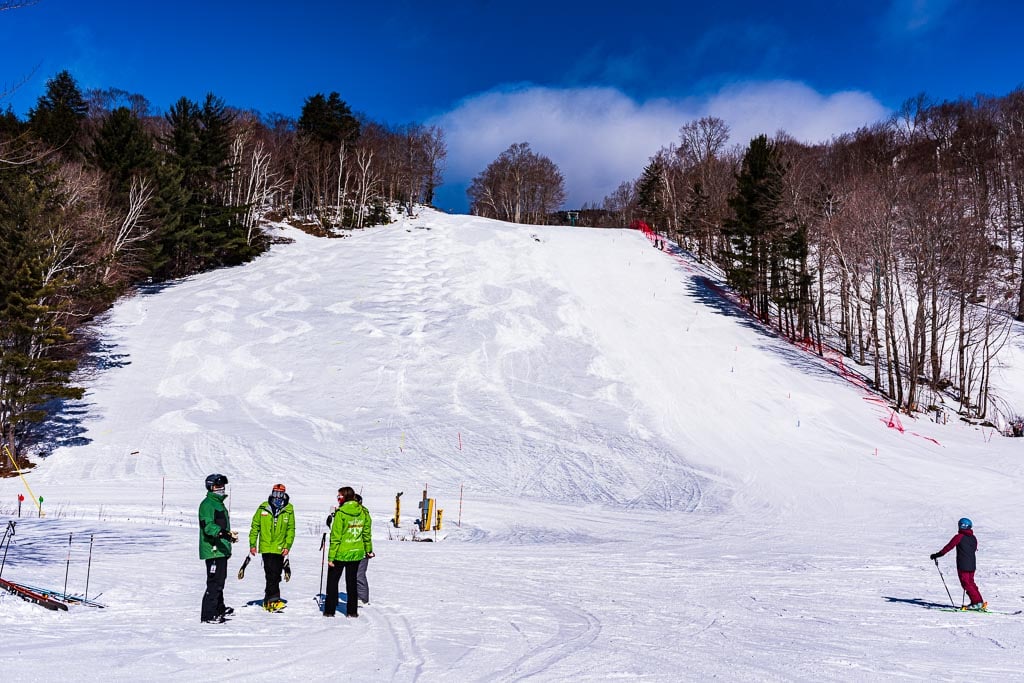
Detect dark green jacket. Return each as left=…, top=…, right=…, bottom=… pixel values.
left=328, top=500, right=373, bottom=562
left=249, top=501, right=296, bottom=554
left=198, top=491, right=232, bottom=560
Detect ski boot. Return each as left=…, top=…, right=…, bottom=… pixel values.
left=963, top=602, right=988, bottom=611
left=264, top=599, right=286, bottom=613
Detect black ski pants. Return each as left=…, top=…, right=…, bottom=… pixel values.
left=262, top=552, right=284, bottom=604
left=201, top=557, right=228, bottom=621
left=323, top=560, right=360, bottom=617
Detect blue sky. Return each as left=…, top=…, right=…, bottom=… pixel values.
left=2, top=0, right=1022, bottom=211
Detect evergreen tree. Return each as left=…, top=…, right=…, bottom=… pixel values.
left=92, top=107, right=157, bottom=193
left=0, top=105, right=24, bottom=140
left=0, top=163, right=84, bottom=466
left=297, top=92, right=360, bottom=147
left=635, top=156, right=668, bottom=232
left=725, top=135, right=787, bottom=321
left=156, top=94, right=252, bottom=279
left=27, top=70, right=89, bottom=159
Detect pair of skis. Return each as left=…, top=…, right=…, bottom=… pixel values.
left=0, top=577, right=69, bottom=611
left=932, top=558, right=1020, bottom=615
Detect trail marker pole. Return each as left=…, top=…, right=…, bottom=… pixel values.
left=458, top=484, right=464, bottom=528
left=4, top=445, right=43, bottom=516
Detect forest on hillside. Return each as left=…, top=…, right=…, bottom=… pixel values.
left=593, top=92, right=1024, bottom=428
left=0, top=68, right=446, bottom=470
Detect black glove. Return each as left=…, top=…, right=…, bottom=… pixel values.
left=220, top=530, right=239, bottom=543
left=929, top=553, right=939, bottom=560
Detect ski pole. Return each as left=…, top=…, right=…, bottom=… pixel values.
left=63, top=532, right=73, bottom=598
left=934, top=558, right=956, bottom=607
left=319, top=532, right=327, bottom=604
left=84, top=534, right=94, bottom=601
left=0, top=521, right=15, bottom=579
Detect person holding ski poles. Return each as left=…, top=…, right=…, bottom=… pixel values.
left=199, top=473, right=237, bottom=623
left=323, top=486, right=373, bottom=618
left=249, top=483, right=295, bottom=612
left=353, top=493, right=375, bottom=606
left=930, top=517, right=986, bottom=611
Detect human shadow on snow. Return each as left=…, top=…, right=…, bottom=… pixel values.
left=882, top=596, right=954, bottom=610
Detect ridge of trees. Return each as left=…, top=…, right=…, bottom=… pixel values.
left=1, top=69, right=447, bottom=472
left=603, top=94, right=1024, bottom=428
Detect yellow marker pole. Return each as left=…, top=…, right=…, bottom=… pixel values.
left=3, top=445, right=43, bottom=516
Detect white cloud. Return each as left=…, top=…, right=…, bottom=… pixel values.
left=430, top=81, right=890, bottom=209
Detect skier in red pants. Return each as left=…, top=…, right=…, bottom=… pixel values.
left=931, top=517, right=986, bottom=611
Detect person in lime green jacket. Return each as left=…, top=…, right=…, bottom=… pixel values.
left=199, top=473, right=237, bottom=623
left=353, top=493, right=375, bottom=605
left=248, top=483, right=296, bottom=611
left=323, top=486, right=373, bottom=618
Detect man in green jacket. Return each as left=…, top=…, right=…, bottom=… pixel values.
left=323, top=486, right=373, bottom=618
left=249, top=483, right=295, bottom=611
left=199, top=473, right=237, bottom=623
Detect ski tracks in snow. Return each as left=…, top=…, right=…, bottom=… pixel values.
left=374, top=602, right=427, bottom=681
left=484, top=602, right=601, bottom=682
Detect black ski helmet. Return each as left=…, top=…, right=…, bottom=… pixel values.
left=205, top=473, right=228, bottom=491
left=958, top=517, right=973, bottom=530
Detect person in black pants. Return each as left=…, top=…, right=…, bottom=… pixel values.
left=198, top=473, right=237, bottom=623
left=323, top=486, right=372, bottom=617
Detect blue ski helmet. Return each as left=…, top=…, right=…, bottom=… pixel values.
left=958, top=517, right=973, bottom=530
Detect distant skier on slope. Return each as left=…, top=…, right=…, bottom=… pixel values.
left=930, top=517, right=986, bottom=611
left=199, top=473, right=238, bottom=623
left=249, top=483, right=295, bottom=612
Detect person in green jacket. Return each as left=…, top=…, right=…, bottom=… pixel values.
left=323, top=486, right=373, bottom=618
left=353, top=493, right=375, bottom=605
left=248, top=483, right=296, bottom=611
left=199, top=473, right=237, bottom=623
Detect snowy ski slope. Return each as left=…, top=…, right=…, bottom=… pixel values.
left=1, top=209, right=1023, bottom=681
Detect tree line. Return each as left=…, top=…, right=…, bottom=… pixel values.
left=0, top=70, right=447, bottom=471
left=601, top=92, right=1024, bottom=427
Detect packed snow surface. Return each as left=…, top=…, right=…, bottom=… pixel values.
left=2, top=210, right=1023, bottom=681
